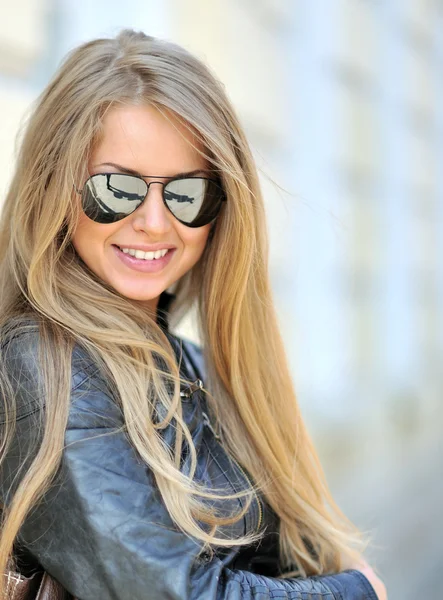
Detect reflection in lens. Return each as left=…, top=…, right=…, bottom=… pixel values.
left=164, top=178, right=223, bottom=226
left=82, top=174, right=147, bottom=223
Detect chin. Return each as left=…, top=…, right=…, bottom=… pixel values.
left=109, top=280, right=166, bottom=304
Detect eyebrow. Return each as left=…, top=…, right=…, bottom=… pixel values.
left=92, top=162, right=210, bottom=178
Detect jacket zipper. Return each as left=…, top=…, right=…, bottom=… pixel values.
left=180, top=378, right=204, bottom=398
left=201, top=410, right=263, bottom=532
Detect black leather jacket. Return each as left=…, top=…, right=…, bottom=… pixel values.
left=0, top=321, right=378, bottom=600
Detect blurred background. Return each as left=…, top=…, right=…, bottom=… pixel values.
left=1, top=1, right=442, bottom=598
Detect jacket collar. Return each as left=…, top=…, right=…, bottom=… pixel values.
left=156, top=290, right=175, bottom=331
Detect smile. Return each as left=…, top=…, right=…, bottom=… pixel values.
left=117, top=247, right=169, bottom=261
left=112, top=245, right=175, bottom=274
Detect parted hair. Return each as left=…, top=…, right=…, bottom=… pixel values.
left=0, top=29, right=366, bottom=595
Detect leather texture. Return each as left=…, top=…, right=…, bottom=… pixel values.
left=3, top=570, right=41, bottom=600
left=3, top=569, right=75, bottom=600
left=35, top=572, right=75, bottom=600
left=0, top=322, right=378, bottom=600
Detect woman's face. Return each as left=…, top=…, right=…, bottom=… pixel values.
left=72, top=104, right=212, bottom=313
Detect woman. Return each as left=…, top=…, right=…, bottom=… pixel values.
left=0, top=30, right=386, bottom=599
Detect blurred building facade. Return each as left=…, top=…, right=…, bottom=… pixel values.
left=289, top=5, right=443, bottom=599
left=1, top=1, right=442, bottom=598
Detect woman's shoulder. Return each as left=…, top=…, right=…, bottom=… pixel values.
left=0, top=317, right=42, bottom=367
left=0, top=317, right=97, bottom=374
left=0, top=317, right=105, bottom=423
left=0, top=316, right=40, bottom=347
left=0, top=318, right=44, bottom=423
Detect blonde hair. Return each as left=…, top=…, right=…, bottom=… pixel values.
left=0, top=30, right=366, bottom=593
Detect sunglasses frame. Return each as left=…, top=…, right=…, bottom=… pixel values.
left=75, top=172, right=226, bottom=228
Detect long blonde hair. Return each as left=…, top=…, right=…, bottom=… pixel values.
left=0, top=30, right=366, bottom=593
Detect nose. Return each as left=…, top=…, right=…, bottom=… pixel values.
left=131, top=182, right=172, bottom=235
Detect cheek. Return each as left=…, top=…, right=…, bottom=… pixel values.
left=180, top=225, right=211, bottom=259
left=72, top=215, right=95, bottom=257
left=71, top=214, right=113, bottom=259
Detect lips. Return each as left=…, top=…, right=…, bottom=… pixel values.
left=113, top=243, right=177, bottom=252
left=112, top=244, right=175, bottom=273
left=116, top=246, right=170, bottom=260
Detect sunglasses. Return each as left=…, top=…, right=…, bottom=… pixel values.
left=78, top=173, right=226, bottom=227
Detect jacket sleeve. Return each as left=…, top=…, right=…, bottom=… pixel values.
left=0, top=335, right=378, bottom=600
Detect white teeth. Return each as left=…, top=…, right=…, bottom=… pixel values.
left=119, top=247, right=169, bottom=260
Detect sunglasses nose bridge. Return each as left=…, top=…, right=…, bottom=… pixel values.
left=132, top=180, right=171, bottom=231
left=144, top=180, right=166, bottom=201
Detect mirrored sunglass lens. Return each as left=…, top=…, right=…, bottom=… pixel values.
left=82, top=174, right=147, bottom=223
left=164, top=178, right=223, bottom=226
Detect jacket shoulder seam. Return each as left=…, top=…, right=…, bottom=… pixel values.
left=0, top=360, right=101, bottom=423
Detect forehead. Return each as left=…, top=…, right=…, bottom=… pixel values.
left=89, top=104, right=207, bottom=176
